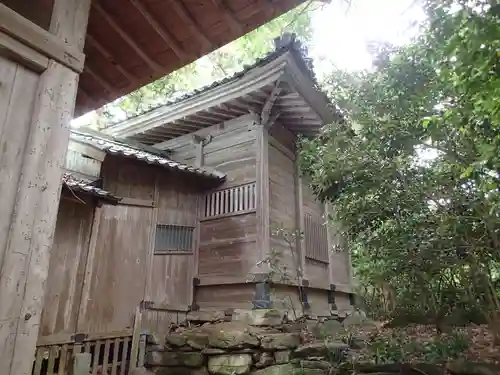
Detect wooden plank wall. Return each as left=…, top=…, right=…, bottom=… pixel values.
left=39, top=197, right=94, bottom=342
left=268, top=122, right=352, bottom=316
left=199, top=213, right=257, bottom=280
left=157, top=114, right=258, bottom=189
left=149, top=173, right=200, bottom=308
left=158, top=114, right=260, bottom=309
left=301, top=179, right=331, bottom=290
left=76, top=158, right=157, bottom=335
left=0, top=55, right=40, bottom=278
left=268, top=130, right=298, bottom=279
left=78, top=204, right=152, bottom=334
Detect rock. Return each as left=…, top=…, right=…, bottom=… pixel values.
left=293, top=342, right=349, bottom=359
left=298, top=360, right=332, bottom=370
left=166, top=334, right=189, bottom=347
left=255, top=352, right=275, bottom=368
left=313, top=320, right=344, bottom=339
left=146, top=351, right=204, bottom=367
left=188, top=310, right=226, bottom=323
left=251, top=364, right=326, bottom=375
left=184, top=331, right=210, bottom=349
left=205, top=323, right=260, bottom=349
left=273, top=351, right=291, bottom=364
left=208, top=354, right=252, bottom=375
left=147, top=333, right=164, bottom=345
left=153, top=368, right=209, bottom=375
left=233, top=309, right=284, bottom=326
left=447, top=361, right=500, bottom=375
left=202, top=348, right=227, bottom=355
left=280, top=322, right=305, bottom=333
left=261, top=333, right=301, bottom=350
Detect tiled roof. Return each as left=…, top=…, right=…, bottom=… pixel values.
left=107, top=33, right=342, bottom=126
left=70, top=129, right=226, bottom=181
left=62, top=174, right=121, bottom=203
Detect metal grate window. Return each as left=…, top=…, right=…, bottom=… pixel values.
left=154, top=224, right=194, bottom=253
left=304, top=214, right=329, bottom=263
left=204, top=182, right=256, bottom=218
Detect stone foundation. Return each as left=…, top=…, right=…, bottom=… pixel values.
left=143, top=309, right=349, bottom=375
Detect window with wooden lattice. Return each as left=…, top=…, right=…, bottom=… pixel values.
left=304, top=213, right=329, bottom=263
left=154, top=224, right=195, bottom=254
left=203, top=182, right=256, bottom=219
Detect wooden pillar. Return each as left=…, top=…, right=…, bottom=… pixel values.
left=254, top=120, right=271, bottom=275
left=0, top=1, right=90, bottom=374
left=294, top=158, right=307, bottom=281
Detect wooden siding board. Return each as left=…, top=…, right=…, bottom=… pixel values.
left=268, top=141, right=297, bottom=276
left=40, top=199, right=94, bottom=338
left=199, top=213, right=257, bottom=278
left=0, top=56, right=38, bottom=271
left=78, top=205, right=152, bottom=334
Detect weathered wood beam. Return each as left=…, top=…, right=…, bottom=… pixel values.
left=92, top=3, right=162, bottom=72
left=86, top=34, right=136, bottom=83
left=0, top=4, right=85, bottom=73
left=0, top=30, right=48, bottom=72
left=212, top=0, right=243, bottom=33
left=254, top=121, right=271, bottom=277
left=170, top=0, right=212, bottom=50
left=261, top=81, right=282, bottom=127
left=130, top=0, right=190, bottom=61
left=50, top=0, right=91, bottom=51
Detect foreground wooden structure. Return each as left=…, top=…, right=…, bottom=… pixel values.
left=32, top=34, right=353, bottom=374
left=0, top=1, right=314, bottom=374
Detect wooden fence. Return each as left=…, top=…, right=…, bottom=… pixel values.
left=33, top=333, right=133, bottom=375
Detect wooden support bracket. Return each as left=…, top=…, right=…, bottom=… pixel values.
left=260, top=80, right=283, bottom=128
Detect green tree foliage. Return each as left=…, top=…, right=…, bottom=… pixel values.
left=300, top=0, right=500, bottom=340
left=101, top=2, right=317, bottom=122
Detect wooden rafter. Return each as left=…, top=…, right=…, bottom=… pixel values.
left=92, top=2, right=162, bottom=72
left=130, top=0, right=190, bottom=61
left=86, top=34, right=136, bottom=82
left=212, top=0, right=243, bottom=33
left=173, top=120, right=202, bottom=131
left=85, top=66, right=114, bottom=95
left=170, top=0, right=212, bottom=49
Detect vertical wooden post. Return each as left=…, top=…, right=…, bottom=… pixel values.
left=254, top=120, right=270, bottom=275
left=77, top=205, right=102, bottom=332
left=0, top=2, right=90, bottom=374
left=324, top=203, right=335, bottom=290
left=294, top=158, right=306, bottom=281
left=143, top=174, right=159, bottom=301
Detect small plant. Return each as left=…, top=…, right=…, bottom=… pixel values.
left=366, top=330, right=470, bottom=364
left=420, top=332, right=470, bottom=363
left=250, top=227, right=307, bottom=319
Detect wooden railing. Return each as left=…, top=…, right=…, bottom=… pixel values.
left=32, top=333, right=132, bottom=375
left=203, top=182, right=256, bottom=219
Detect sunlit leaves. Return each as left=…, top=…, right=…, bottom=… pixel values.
left=300, top=0, right=500, bottom=328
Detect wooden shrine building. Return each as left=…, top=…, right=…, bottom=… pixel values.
left=33, top=33, right=354, bottom=374
left=0, top=1, right=343, bottom=374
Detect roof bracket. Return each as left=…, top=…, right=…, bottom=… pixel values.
left=260, top=80, right=283, bottom=128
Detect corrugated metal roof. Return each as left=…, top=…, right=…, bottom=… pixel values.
left=62, top=174, right=121, bottom=203
left=70, top=130, right=226, bottom=181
